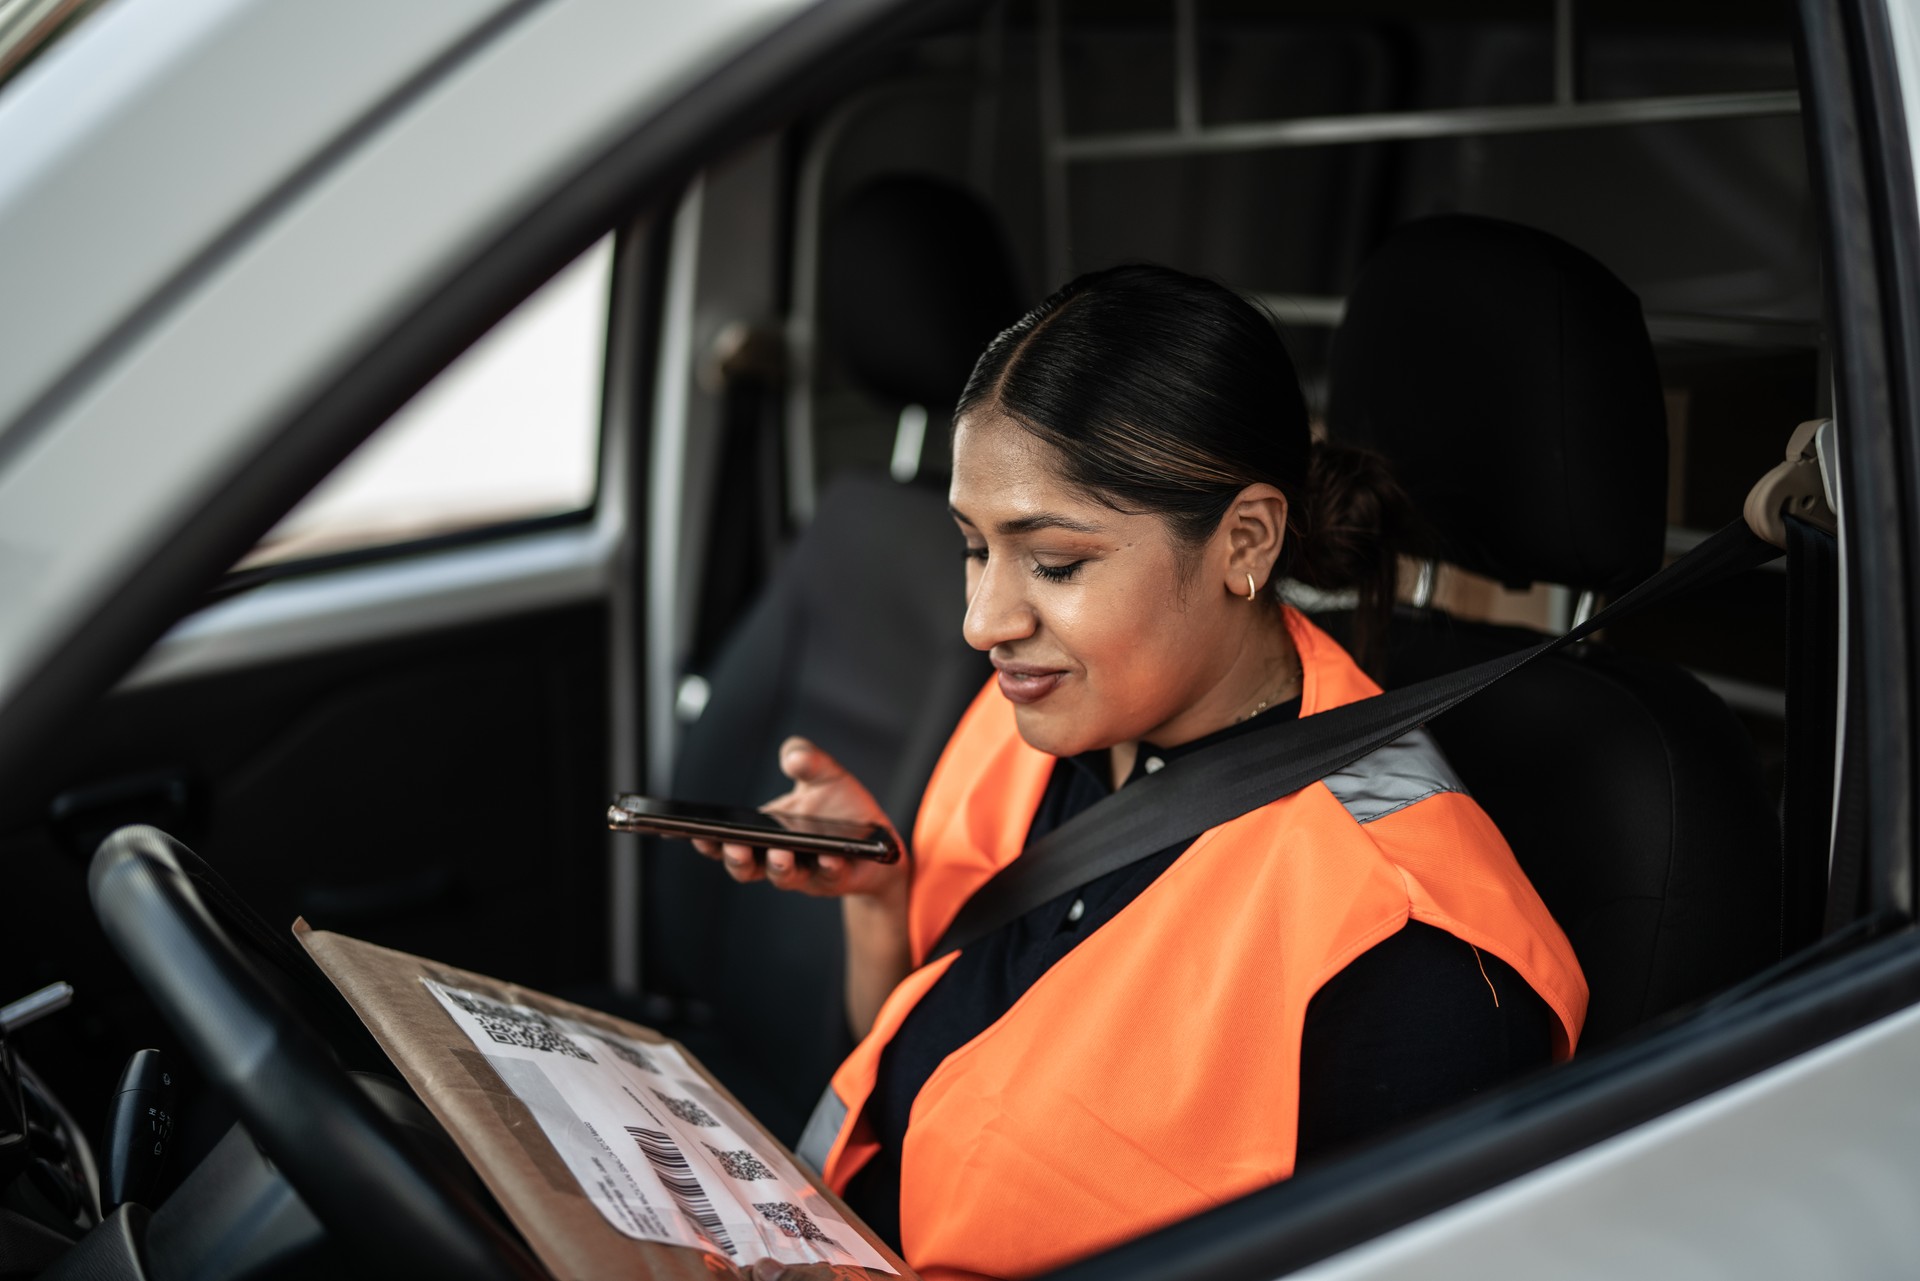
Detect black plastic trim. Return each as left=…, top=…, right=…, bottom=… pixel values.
left=604, top=206, right=678, bottom=839
left=1839, top=0, right=1920, bottom=915
left=1803, top=0, right=1918, bottom=921
left=0, top=0, right=981, bottom=788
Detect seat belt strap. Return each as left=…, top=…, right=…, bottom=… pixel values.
left=929, top=519, right=1781, bottom=963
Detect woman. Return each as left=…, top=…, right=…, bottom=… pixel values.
left=701, top=265, right=1586, bottom=1281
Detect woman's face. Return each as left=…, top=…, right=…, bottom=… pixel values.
left=949, top=412, right=1281, bottom=759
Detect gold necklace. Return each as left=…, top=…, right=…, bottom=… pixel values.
left=1238, top=650, right=1304, bottom=722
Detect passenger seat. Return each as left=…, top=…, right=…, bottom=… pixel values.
left=1325, top=214, right=1787, bottom=1048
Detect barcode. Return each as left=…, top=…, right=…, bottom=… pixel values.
left=443, top=989, right=594, bottom=1062
left=626, top=1126, right=735, bottom=1256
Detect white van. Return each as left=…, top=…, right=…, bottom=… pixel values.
left=0, top=0, right=1914, bottom=1277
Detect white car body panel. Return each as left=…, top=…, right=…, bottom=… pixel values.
left=0, top=0, right=524, bottom=436
left=1298, top=1001, right=1920, bottom=1279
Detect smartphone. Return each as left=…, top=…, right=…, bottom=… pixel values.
left=607, top=794, right=901, bottom=863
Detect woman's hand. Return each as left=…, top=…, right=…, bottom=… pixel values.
left=697, top=737, right=915, bottom=1038
left=693, top=737, right=908, bottom=902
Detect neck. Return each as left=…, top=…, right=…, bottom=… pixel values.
left=1107, top=606, right=1302, bottom=789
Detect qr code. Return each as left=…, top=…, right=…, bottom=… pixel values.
left=703, top=1144, right=775, bottom=1182
left=595, top=1036, right=660, bottom=1073
left=652, top=1089, right=720, bottom=1127
left=444, top=989, right=595, bottom=1062
left=753, top=1202, right=837, bottom=1247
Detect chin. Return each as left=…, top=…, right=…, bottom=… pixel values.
left=1010, top=703, right=1102, bottom=759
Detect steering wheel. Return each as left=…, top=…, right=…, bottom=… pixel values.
left=89, top=825, right=545, bottom=1281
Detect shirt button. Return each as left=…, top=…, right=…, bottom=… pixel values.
left=1144, top=756, right=1165, bottom=774
left=1066, top=898, right=1085, bottom=923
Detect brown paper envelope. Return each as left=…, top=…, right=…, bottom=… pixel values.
left=295, top=920, right=914, bottom=1281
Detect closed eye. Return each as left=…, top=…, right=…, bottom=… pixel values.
left=1032, top=560, right=1085, bottom=583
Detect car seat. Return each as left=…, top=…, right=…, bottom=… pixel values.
left=1324, top=214, right=1788, bottom=1048
left=643, top=174, right=1017, bottom=1141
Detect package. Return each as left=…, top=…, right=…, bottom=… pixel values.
left=295, top=922, right=911, bottom=1280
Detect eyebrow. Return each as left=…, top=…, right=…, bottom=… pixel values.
left=949, top=505, right=1106, bottom=536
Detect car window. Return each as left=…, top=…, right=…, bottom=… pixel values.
left=238, top=235, right=613, bottom=570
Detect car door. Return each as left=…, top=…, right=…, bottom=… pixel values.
left=0, top=0, right=796, bottom=1160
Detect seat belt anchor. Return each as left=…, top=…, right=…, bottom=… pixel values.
left=1744, top=418, right=1838, bottom=549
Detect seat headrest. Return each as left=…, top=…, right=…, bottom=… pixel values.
left=1326, top=214, right=1667, bottom=595
left=820, top=174, right=1025, bottom=413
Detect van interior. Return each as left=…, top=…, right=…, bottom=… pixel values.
left=0, top=0, right=1860, bottom=1277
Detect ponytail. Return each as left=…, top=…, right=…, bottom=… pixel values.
left=1285, top=441, right=1418, bottom=676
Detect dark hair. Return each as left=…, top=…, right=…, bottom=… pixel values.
left=956, top=263, right=1414, bottom=671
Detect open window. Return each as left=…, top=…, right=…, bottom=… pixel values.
left=236, top=236, right=614, bottom=576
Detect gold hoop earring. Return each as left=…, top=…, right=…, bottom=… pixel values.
left=1245, top=573, right=1259, bottom=603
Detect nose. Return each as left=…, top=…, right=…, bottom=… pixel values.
left=962, top=555, right=1037, bottom=653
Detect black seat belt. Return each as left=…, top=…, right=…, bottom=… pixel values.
left=928, top=519, right=1781, bottom=963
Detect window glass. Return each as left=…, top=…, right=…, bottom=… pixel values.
left=241, top=236, right=613, bottom=569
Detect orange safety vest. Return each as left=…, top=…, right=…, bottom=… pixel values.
left=812, top=608, right=1587, bottom=1281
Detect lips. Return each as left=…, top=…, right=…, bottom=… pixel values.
left=994, top=661, right=1068, bottom=706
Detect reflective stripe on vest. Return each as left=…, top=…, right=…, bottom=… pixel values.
left=817, top=608, right=1588, bottom=1281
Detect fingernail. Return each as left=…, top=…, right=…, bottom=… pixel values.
left=752, top=1260, right=786, bottom=1281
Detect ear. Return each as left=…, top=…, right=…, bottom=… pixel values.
left=1214, top=483, right=1290, bottom=597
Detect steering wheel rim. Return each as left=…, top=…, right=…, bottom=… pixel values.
left=89, top=825, right=545, bottom=1281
